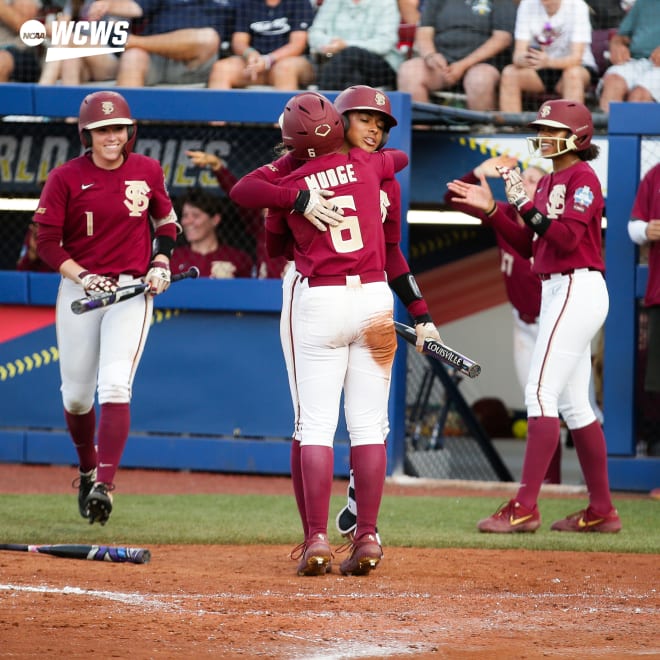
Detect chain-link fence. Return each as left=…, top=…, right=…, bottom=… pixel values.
left=401, top=343, right=514, bottom=481
left=1, top=119, right=285, bottom=274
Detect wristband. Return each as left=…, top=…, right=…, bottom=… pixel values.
left=520, top=207, right=552, bottom=236
left=150, top=260, right=169, bottom=270
left=485, top=202, right=497, bottom=217
left=293, top=190, right=311, bottom=214
left=78, top=270, right=89, bottom=281
left=152, top=235, right=176, bottom=259
left=413, top=313, right=433, bottom=326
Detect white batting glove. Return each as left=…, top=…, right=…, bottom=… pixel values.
left=496, top=166, right=534, bottom=214
left=293, top=189, right=344, bottom=231
left=145, top=260, right=171, bottom=295
left=78, top=271, right=118, bottom=298
left=414, top=322, right=441, bottom=353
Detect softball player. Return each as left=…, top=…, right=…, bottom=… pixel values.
left=232, top=91, right=440, bottom=575
left=628, top=162, right=660, bottom=457
left=35, top=91, right=178, bottom=525
left=447, top=99, right=621, bottom=533
left=444, top=156, right=566, bottom=484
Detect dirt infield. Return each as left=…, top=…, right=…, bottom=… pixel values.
left=1, top=465, right=658, bottom=659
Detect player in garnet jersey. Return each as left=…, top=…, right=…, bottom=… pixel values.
left=444, top=155, right=566, bottom=484
left=448, top=99, right=621, bottom=534
left=232, top=91, right=440, bottom=576
left=628, top=162, right=660, bottom=458
left=35, top=90, right=179, bottom=526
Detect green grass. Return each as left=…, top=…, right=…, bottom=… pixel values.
left=1, top=493, right=658, bottom=554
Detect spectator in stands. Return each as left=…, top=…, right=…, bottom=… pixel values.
left=207, top=0, right=314, bottom=90
left=38, top=0, right=124, bottom=86
left=86, top=0, right=235, bottom=87
left=584, top=0, right=627, bottom=30
left=397, top=0, right=420, bottom=25
left=170, top=187, right=254, bottom=279
left=597, top=0, right=660, bottom=112
left=499, top=0, right=598, bottom=113
left=0, top=0, right=42, bottom=82
left=16, top=223, right=55, bottom=272
left=306, top=0, right=403, bottom=91
left=396, top=0, right=515, bottom=111
left=185, top=149, right=288, bottom=278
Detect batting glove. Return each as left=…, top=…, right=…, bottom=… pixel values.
left=414, top=321, right=441, bottom=353
left=293, top=189, right=344, bottom=231
left=145, top=260, right=171, bottom=295
left=497, top=166, right=534, bottom=214
left=79, top=271, right=118, bottom=298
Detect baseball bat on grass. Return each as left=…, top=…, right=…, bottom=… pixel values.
left=0, top=544, right=151, bottom=564
left=71, top=266, right=200, bottom=315
left=394, top=321, right=482, bottom=378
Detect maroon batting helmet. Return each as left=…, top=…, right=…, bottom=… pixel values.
left=334, top=85, right=397, bottom=148
left=280, top=92, right=345, bottom=160
left=78, top=90, right=137, bottom=153
left=527, top=99, right=593, bottom=156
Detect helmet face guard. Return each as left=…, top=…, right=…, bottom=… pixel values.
left=527, top=99, right=593, bottom=158
left=280, top=92, right=345, bottom=160
left=78, top=91, right=137, bottom=154
left=334, top=85, right=397, bottom=149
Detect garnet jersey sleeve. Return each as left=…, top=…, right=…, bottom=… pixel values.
left=230, top=152, right=301, bottom=209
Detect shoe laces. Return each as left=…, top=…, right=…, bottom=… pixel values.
left=289, top=542, right=306, bottom=561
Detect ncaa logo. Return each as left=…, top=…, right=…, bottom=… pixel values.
left=20, top=17, right=130, bottom=62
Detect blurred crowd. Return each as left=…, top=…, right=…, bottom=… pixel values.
left=1, top=0, right=657, bottom=114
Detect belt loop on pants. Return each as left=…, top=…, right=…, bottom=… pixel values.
left=305, top=271, right=386, bottom=287
left=538, top=267, right=602, bottom=281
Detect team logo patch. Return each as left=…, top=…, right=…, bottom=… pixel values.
left=573, top=186, right=594, bottom=210
left=374, top=92, right=387, bottom=107
left=315, top=123, right=332, bottom=137
left=540, top=104, right=551, bottom=118
left=101, top=101, right=115, bottom=115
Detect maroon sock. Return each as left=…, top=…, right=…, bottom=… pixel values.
left=64, top=408, right=97, bottom=473
left=290, top=440, right=308, bottom=538
left=96, top=402, right=130, bottom=486
left=301, top=444, right=333, bottom=539
left=351, top=444, right=386, bottom=540
left=517, top=416, right=561, bottom=510
left=543, top=439, right=562, bottom=484
left=571, top=420, right=613, bottom=514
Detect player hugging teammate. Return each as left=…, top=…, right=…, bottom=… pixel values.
left=231, top=87, right=441, bottom=575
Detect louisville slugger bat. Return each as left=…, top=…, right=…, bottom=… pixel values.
left=71, top=266, right=200, bottom=315
left=0, top=543, right=151, bottom=564
left=394, top=321, right=482, bottom=379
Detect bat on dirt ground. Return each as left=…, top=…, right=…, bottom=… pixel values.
left=0, top=543, right=151, bottom=564
left=394, top=321, right=482, bottom=379
left=71, top=266, right=200, bottom=315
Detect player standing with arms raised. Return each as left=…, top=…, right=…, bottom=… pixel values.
left=35, top=91, right=178, bottom=525
left=232, top=92, right=440, bottom=574
left=447, top=99, right=620, bottom=533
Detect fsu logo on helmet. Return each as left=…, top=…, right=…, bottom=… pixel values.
left=540, top=104, right=552, bottom=118
left=101, top=101, right=115, bottom=115
left=374, top=92, right=387, bottom=107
